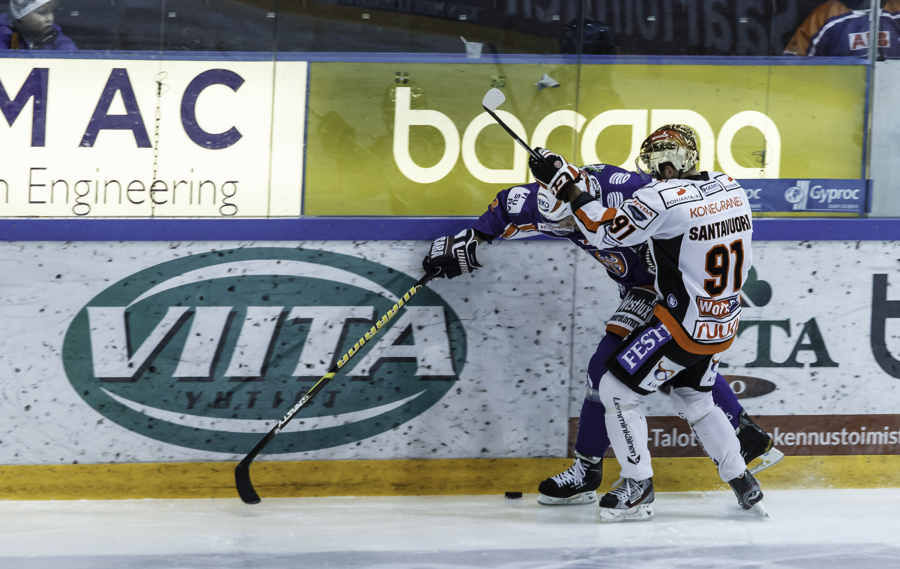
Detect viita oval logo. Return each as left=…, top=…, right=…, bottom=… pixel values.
left=62, top=248, right=466, bottom=454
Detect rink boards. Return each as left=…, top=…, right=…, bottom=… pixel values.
left=0, top=236, right=898, bottom=498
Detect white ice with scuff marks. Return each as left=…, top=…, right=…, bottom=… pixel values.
left=0, top=489, right=897, bottom=568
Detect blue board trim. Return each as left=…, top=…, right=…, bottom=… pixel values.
left=2, top=218, right=899, bottom=242
left=0, top=50, right=278, bottom=61
left=0, top=51, right=870, bottom=66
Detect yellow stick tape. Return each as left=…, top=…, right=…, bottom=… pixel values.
left=1, top=456, right=897, bottom=501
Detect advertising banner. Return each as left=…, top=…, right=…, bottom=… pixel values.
left=304, top=61, right=866, bottom=216
left=0, top=58, right=306, bottom=218
left=0, top=238, right=898, bottom=466
left=0, top=57, right=867, bottom=220
left=742, top=178, right=869, bottom=216
left=0, top=241, right=574, bottom=465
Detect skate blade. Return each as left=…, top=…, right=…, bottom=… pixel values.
left=749, top=501, right=769, bottom=518
left=599, top=503, right=653, bottom=523
left=736, top=500, right=769, bottom=518
left=537, top=491, right=597, bottom=506
left=748, top=448, right=785, bottom=476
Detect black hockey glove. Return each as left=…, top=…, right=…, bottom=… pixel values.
left=422, top=229, right=482, bottom=280
left=528, top=148, right=586, bottom=203
left=528, top=148, right=561, bottom=186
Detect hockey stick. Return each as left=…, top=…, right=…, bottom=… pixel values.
left=234, top=269, right=440, bottom=504
left=482, top=88, right=547, bottom=165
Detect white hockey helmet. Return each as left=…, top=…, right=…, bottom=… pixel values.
left=636, top=124, right=699, bottom=179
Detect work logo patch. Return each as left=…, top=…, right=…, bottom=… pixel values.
left=696, top=294, right=741, bottom=319
left=62, top=248, right=466, bottom=454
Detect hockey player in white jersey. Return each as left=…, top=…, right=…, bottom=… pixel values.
left=529, top=124, right=765, bottom=521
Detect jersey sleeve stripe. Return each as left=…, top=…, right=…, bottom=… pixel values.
left=605, top=323, right=633, bottom=339
left=574, top=206, right=615, bottom=234
left=500, top=223, right=538, bottom=239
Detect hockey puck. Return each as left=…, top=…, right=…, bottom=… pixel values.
left=505, top=491, right=522, bottom=499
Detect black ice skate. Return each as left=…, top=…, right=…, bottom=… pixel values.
left=598, top=477, right=654, bottom=523
left=537, top=452, right=602, bottom=505
left=729, top=469, right=768, bottom=517
left=736, top=410, right=784, bottom=476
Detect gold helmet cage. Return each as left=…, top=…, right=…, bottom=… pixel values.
left=636, top=124, right=699, bottom=178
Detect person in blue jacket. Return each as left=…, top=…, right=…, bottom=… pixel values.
left=422, top=161, right=783, bottom=506
left=1, top=0, right=77, bottom=50
left=784, top=0, right=900, bottom=57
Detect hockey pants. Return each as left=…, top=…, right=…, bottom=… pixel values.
left=575, top=332, right=746, bottom=464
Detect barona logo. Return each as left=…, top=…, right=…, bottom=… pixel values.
left=62, top=248, right=465, bottom=454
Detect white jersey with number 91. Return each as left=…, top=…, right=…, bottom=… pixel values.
left=571, top=171, right=753, bottom=355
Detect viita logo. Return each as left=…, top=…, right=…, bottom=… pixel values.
left=62, top=248, right=466, bottom=454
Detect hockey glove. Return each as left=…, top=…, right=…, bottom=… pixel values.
left=528, top=148, right=587, bottom=203
left=422, top=229, right=483, bottom=280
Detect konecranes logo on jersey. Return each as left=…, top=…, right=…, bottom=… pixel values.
left=61, top=248, right=466, bottom=454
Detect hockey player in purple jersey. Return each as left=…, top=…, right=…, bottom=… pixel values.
left=422, top=161, right=782, bottom=509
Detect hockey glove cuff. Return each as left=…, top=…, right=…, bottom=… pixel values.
left=568, top=190, right=597, bottom=213
left=537, top=187, right=573, bottom=221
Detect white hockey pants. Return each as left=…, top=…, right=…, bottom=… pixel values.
left=669, top=386, right=745, bottom=482
left=599, top=373, right=745, bottom=482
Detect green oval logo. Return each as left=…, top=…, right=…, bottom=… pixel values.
left=62, top=248, right=465, bottom=454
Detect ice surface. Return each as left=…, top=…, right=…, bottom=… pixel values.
left=1, top=489, right=898, bottom=568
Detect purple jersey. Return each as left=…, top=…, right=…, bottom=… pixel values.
left=473, top=164, right=655, bottom=297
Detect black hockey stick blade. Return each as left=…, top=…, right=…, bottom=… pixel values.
left=234, top=269, right=440, bottom=505
left=234, top=464, right=260, bottom=505
left=481, top=89, right=545, bottom=163
left=235, top=430, right=277, bottom=504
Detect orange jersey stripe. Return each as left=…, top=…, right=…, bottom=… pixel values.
left=575, top=207, right=615, bottom=235
left=500, top=223, right=537, bottom=239
left=653, top=305, right=735, bottom=355
left=606, top=324, right=632, bottom=339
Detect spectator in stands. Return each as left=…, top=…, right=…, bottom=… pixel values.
left=784, top=0, right=900, bottom=57
left=1, top=0, right=77, bottom=50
